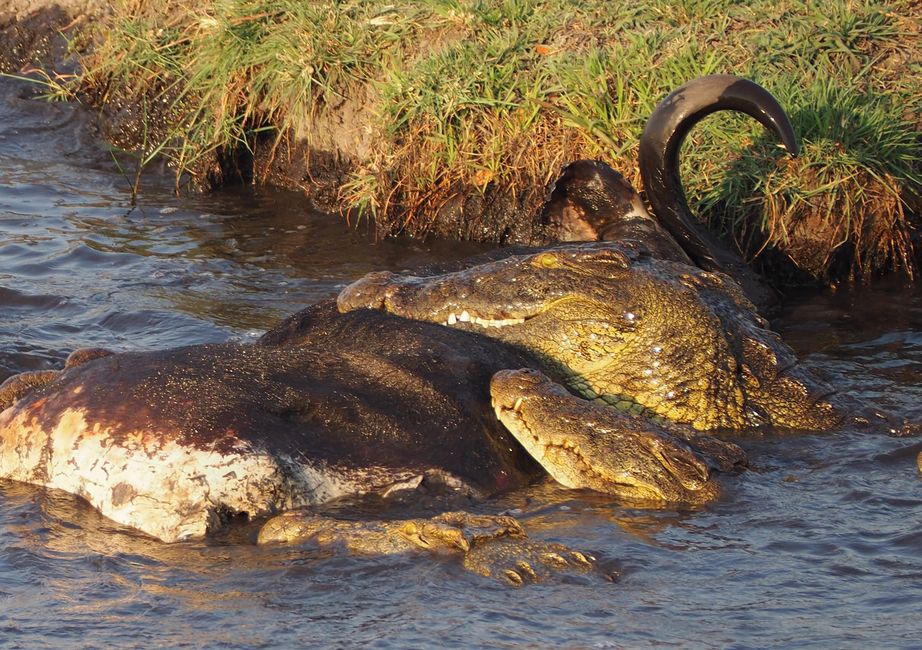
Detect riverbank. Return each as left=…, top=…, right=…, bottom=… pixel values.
left=2, top=0, right=920, bottom=284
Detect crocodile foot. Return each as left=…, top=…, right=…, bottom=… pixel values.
left=258, top=510, right=599, bottom=584
left=0, top=370, right=59, bottom=410
left=463, top=537, right=599, bottom=586
left=258, top=510, right=524, bottom=554
left=686, top=434, right=748, bottom=472
left=0, top=348, right=114, bottom=411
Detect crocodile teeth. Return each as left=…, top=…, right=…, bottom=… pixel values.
left=442, top=312, right=526, bottom=328
left=512, top=397, right=524, bottom=412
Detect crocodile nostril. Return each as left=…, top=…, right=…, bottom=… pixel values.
left=651, top=437, right=710, bottom=487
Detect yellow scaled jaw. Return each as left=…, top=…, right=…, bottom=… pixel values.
left=490, top=369, right=719, bottom=505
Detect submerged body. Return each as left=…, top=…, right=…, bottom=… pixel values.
left=0, top=304, right=545, bottom=541
left=1, top=239, right=849, bottom=543
left=0, top=239, right=858, bottom=543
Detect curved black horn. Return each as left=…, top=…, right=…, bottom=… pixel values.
left=638, top=75, right=798, bottom=274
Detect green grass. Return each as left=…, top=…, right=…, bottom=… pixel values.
left=64, top=0, right=921, bottom=280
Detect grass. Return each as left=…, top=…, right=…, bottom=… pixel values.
left=57, top=0, right=922, bottom=281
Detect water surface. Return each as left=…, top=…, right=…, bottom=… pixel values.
left=1, top=78, right=921, bottom=649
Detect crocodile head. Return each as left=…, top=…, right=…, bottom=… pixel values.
left=339, top=241, right=841, bottom=432
left=490, top=368, right=720, bottom=503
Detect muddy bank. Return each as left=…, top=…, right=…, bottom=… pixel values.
left=0, top=1, right=553, bottom=245
left=0, top=1, right=573, bottom=249
left=2, top=1, right=919, bottom=285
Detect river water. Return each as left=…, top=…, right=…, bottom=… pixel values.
left=1, top=78, right=921, bottom=648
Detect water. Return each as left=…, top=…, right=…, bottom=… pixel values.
left=1, top=77, right=921, bottom=648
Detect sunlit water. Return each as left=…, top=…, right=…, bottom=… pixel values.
left=1, top=78, right=921, bottom=648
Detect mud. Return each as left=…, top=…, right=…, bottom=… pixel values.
left=0, top=1, right=103, bottom=75
left=251, top=101, right=552, bottom=244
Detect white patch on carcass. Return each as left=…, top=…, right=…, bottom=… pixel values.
left=0, top=406, right=358, bottom=542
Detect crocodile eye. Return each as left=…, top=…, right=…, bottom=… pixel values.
left=533, top=252, right=560, bottom=268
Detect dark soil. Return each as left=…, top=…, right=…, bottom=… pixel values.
left=0, top=1, right=104, bottom=76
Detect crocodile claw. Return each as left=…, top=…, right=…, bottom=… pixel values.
left=463, top=537, right=598, bottom=586
left=0, top=370, right=60, bottom=410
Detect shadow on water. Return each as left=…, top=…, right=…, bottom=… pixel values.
left=2, top=77, right=922, bottom=648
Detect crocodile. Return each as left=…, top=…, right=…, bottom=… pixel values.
left=489, top=368, right=744, bottom=500
left=338, top=241, right=845, bottom=433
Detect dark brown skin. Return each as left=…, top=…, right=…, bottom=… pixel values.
left=4, top=303, right=544, bottom=496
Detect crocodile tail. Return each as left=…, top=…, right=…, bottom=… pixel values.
left=638, top=75, right=797, bottom=302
